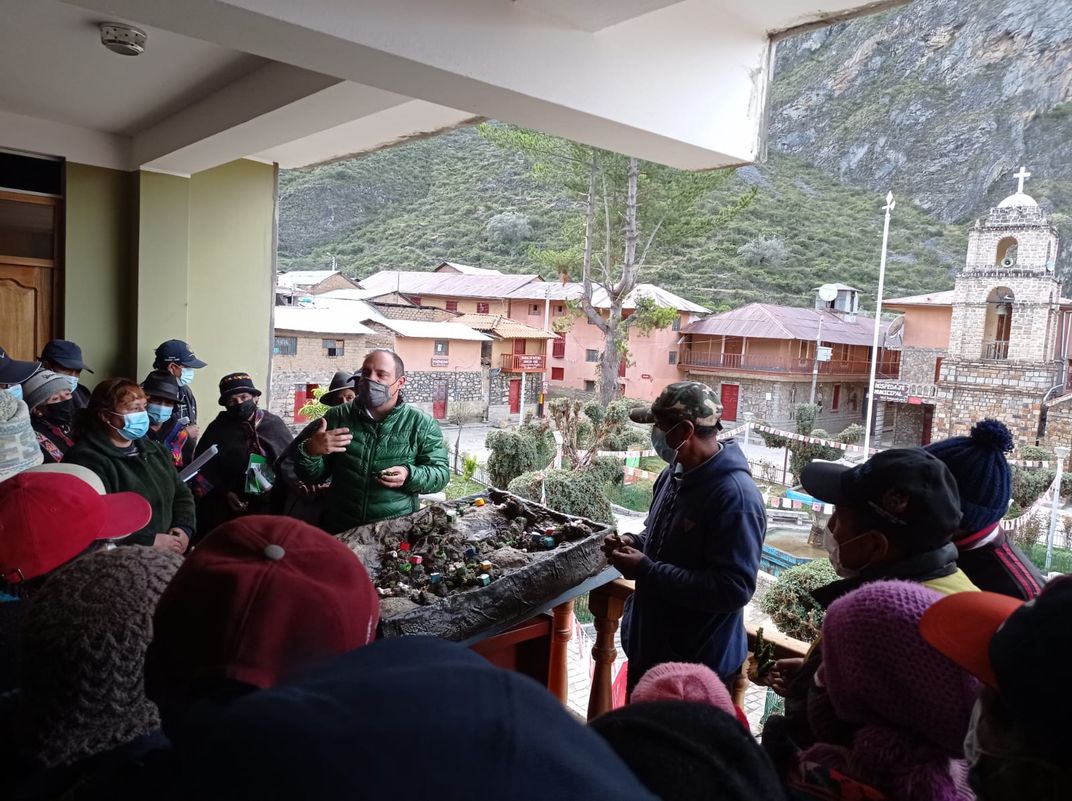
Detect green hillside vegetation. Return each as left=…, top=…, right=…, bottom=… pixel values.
left=279, top=126, right=967, bottom=311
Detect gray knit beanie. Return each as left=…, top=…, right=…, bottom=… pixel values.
left=22, top=369, right=72, bottom=412
left=18, top=547, right=182, bottom=768
left=0, top=390, right=42, bottom=482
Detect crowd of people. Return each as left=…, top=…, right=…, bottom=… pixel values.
left=0, top=343, right=1068, bottom=799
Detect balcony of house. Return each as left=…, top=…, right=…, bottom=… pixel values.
left=982, top=339, right=1010, bottom=360
left=678, top=348, right=873, bottom=379
left=500, top=353, right=547, bottom=372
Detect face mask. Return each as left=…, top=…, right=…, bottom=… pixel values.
left=59, top=374, right=79, bottom=393
left=651, top=422, right=683, bottom=464
left=5, top=385, right=23, bottom=402
left=109, top=410, right=150, bottom=440
left=42, top=398, right=74, bottom=427
left=147, top=403, right=174, bottom=425
left=226, top=399, right=257, bottom=421
left=822, top=525, right=875, bottom=578
left=358, top=377, right=394, bottom=410
left=178, top=367, right=196, bottom=387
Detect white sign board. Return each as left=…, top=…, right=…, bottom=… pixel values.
left=816, top=346, right=833, bottom=362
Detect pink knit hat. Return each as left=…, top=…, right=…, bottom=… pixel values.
left=631, top=662, right=738, bottom=720
left=821, top=580, right=980, bottom=757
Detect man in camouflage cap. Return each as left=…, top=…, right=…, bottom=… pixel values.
left=606, top=381, right=765, bottom=694
left=628, top=381, right=724, bottom=432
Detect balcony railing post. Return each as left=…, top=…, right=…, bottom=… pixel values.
left=586, top=579, right=631, bottom=720
left=547, top=599, right=574, bottom=706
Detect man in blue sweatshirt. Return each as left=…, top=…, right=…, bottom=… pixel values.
left=605, top=381, right=766, bottom=694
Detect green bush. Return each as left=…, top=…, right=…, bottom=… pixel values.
left=520, top=417, right=557, bottom=470
left=759, top=559, right=839, bottom=643
left=1019, top=445, right=1054, bottom=462
left=836, top=424, right=864, bottom=445
left=486, top=429, right=539, bottom=489
left=462, top=453, right=479, bottom=482
left=603, top=427, right=649, bottom=452
left=1010, top=465, right=1056, bottom=509
left=604, top=481, right=654, bottom=512
left=589, top=455, right=624, bottom=486
left=507, top=469, right=614, bottom=523
left=794, top=404, right=818, bottom=435
left=755, top=420, right=789, bottom=449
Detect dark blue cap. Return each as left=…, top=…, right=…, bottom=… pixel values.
left=0, top=346, right=41, bottom=385
left=40, top=339, right=93, bottom=373
left=153, top=339, right=207, bottom=369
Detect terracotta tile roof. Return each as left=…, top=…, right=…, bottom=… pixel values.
left=453, top=313, right=557, bottom=339
left=505, top=282, right=709, bottom=313
left=683, top=303, right=887, bottom=346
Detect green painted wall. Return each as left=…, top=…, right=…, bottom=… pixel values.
left=64, top=163, right=134, bottom=382
left=187, top=160, right=276, bottom=409
left=136, top=172, right=190, bottom=380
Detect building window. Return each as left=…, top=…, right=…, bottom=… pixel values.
left=551, top=367, right=564, bottom=381
left=552, top=337, right=565, bottom=359
left=529, top=303, right=540, bottom=316
left=671, top=315, right=681, bottom=332
left=585, top=349, right=599, bottom=363
left=934, top=356, right=943, bottom=383
left=832, top=384, right=841, bottom=411
left=322, top=339, right=344, bottom=358
left=477, top=302, right=490, bottom=314
left=434, top=339, right=449, bottom=356
left=584, top=380, right=596, bottom=392
left=556, top=305, right=564, bottom=314
left=273, top=336, right=297, bottom=356
left=668, top=351, right=677, bottom=365
left=410, top=296, right=422, bottom=306
left=446, top=300, right=458, bottom=312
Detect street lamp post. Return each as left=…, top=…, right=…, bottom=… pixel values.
left=863, top=191, right=895, bottom=455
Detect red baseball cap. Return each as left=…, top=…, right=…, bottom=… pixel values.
left=146, top=515, right=379, bottom=695
left=0, top=472, right=151, bottom=582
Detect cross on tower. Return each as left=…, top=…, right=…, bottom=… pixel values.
left=1014, top=166, right=1031, bottom=194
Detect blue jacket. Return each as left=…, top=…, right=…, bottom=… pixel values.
left=622, top=439, right=766, bottom=690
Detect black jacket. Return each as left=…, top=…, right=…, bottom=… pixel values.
left=954, top=525, right=1044, bottom=600
left=30, top=416, right=75, bottom=464
left=177, top=386, right=198, bottom=426
left=71, top=384, right=92, bottom=411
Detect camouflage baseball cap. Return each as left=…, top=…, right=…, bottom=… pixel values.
left=629, top=382, right=723, bottom=430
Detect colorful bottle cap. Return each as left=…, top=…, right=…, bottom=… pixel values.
left=541, top=536, right=555, bottom=549
left=473, top=497, right=486, bottom=507
left=477, top=573, right=491, bottom=587
left=429, top=572, right=443, bottom=584
left=409, top=555, right=423, bottom=565
left=399, top=542, right=411, bottom=552
left=400, top=563, right=412, bottom=573
left=464, top=546, right=478, bottom=559
left=479, top=560, right=493, bottom=572
left=544, top=527, right=556, bottom=537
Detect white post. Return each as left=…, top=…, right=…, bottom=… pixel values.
left=863, top=191, right=896, bottom=455
left=809, top=314, right=824, bottom=405
left=1046, top=446, right=1069, bottom=573
left=519, top=370, right=527, bottom=423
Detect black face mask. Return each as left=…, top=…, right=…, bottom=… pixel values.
left=42, top=398, right=74, bottom=427
left=226, top=399, right=257, bottom=421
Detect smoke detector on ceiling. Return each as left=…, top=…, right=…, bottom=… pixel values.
left=99, top=23, right=147, bottom=56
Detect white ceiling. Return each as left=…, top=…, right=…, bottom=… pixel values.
left=512, top=0, right=685, bottom=32
left=0, top=0, right=265, bottom=136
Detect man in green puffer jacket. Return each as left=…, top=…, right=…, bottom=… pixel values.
left=296, top=350, right=449, bottom=534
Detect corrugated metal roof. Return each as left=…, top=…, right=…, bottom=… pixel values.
left=505, top=281, right=709, bottom=313
left=435, top=261, right=504, bottom=275
left=273, top=305, right=377, bottom=336
left=318, top=287, right=413, bottom=304
left=453, top=313, right=557, bottom=339
left=277, top=270, right=343, bottom=288
left=884, top=290, right=955, bottom=306
left=358, top=270, right=540, bottom=298
left=682, top=303, right=886, bottom=346
left=377, top=319, right=491, bottom=341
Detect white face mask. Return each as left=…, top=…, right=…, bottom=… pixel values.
left=822, top=525, right=873, bottom=578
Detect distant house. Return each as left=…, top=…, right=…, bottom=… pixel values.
left=357, top=270, right=541, bottom=316
left=677, top=287, right=895, bottom=431
left=434, top=261, right=504, bottom=276
left=275, top=269, right=360, bottom=304
left=504, top=281, right=709, bottom=402
left=454, top=313, right=557, bottom=419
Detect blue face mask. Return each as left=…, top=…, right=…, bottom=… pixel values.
left=59, top=374, right=79, bottom=393
left=651, top=423, right=682, bottom=464
left=178, top=367, right=196, bottom=387
left=4, top=385, right=23, bottom=402
left=110, top=410, right=150, bottom=440
left=147, top=403, right=174, bottom=425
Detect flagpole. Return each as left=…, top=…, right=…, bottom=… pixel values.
left=863, top=191, right=895, bottom=455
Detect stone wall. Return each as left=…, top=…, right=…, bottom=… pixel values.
left=891, top=402, right=928, bottom=446
left=402, top=369, right=483, bottom=418
left=899, top=346, right=946, bottom=384
left=269, top=332, right=368, bottom=424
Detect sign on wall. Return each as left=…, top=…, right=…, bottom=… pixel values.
left=430, top=357, right=449, bottom=367
left=516, top=354, right=544, bottom=369
left=816, top=346, right=833, bottom=362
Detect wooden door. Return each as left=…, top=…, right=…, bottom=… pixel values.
left=0, top=192, right=61, bottom=359
left=508, top=379, right=521, bottom=414
left=720, top=383, right=740, bottom=422
left=432, top=380, right=448, bottom=420
left=513, top=339, right=526, bottom=355
left=921, top=405, right=935, bottom=446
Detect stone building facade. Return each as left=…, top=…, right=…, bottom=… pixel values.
left=876, top=173, right=1072, bottom=449
left=269, top=330, right=370, bottom=423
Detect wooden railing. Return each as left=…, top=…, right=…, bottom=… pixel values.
left=982, top=339, right=1010, bottom=360
left=585, top=578, right=809, bottom=720
left=500, top=353, right=547, bottom=372
left=679, top=349, right=872, bottom=377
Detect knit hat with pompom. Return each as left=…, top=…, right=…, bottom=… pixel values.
left=631, top=662, right=739, bottom=721
left=17, top=547, right=182, bottom=768
left=924, top=418, right=1013, bottom=532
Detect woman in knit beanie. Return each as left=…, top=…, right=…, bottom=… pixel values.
left=3, top=547, right=181, bottom=798
left=631, top=662, right=750, bottom=730
left=800, top=580, right=980, bottom=801
left=925, top=419, right=1044, bottom=599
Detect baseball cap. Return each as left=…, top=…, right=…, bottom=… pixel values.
left=629, top=381, right=723, bottom=431
left=920, top=575, right=1072, bottom=760
left=0, top=346, right=41, bottom=385
left=801, top=448, right=962, bottom=542
left=39, top=339, right=93, bottom=373
left=0, top=472, right=152, bottom=583
left=146, top=515, right=380, bottom=694
left=217, top=372, right=262, bottom=405
left=23, top=462, right=107, bottom=494
left=153, top=339, right=207, bottom=369
left=142, top=370, right=181, bottom=404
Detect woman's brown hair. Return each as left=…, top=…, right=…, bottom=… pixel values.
left=82, top=378, right=146, bottom=433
